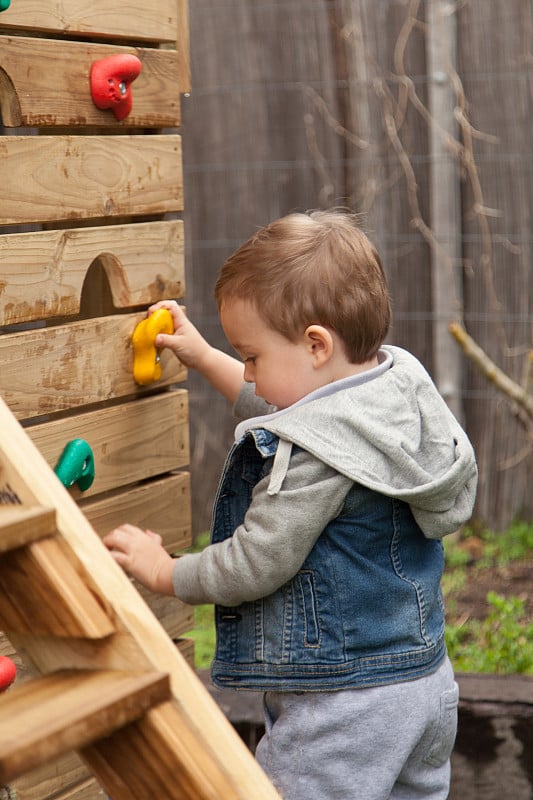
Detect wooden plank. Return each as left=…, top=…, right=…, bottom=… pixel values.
left=0, top=135, right=182, bottom=225
left=11, top=751, right=102, bottom=800
left=27, top=391, right=189, bottom=499
left=82, top=701, right=242, bottom=800
left=176, top=637, right=195, bottom=667
left=0, top=669, right=171, bottom=783
left=0, top=314, right=187, bottom=421
left=177, top=0, right=191, bottom=94
left=0, top=505, right=56, bottom=551
left=0, top=0, right=179, bottom=43
left=136, top=585, right=194, bottom=642
left=81, top=472, right=192, bottom=553
left=0, top=219, right=184, bottom=326
left=0, top=536, right=115, bottom=638
left=0, top=396, right=281, bottom=799
left=0, top=37, right=181, bottom=128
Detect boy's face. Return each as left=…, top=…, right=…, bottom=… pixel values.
left=220, top=298, right=322, bottom=409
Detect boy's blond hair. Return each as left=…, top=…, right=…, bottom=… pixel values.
left=215, top=209, right=391, bottom=363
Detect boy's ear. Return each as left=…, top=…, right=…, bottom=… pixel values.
left=304, top=325, right=334, bottom=367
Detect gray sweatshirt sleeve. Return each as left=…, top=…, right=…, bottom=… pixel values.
left=171, top=447, right=353, bottom=606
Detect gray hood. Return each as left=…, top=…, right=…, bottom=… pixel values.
left=236, top=346, right=478, bottom=538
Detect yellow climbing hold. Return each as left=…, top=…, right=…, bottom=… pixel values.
left=131, top=308, right=174, bottom=385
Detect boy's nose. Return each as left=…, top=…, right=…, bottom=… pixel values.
left=243, top=363, right=254, bottom=383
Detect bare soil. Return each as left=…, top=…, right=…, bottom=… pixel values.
left=446, top=537, right=532, bottom=623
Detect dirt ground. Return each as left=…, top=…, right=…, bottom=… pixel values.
left=448, top=546, right=532, bottom=623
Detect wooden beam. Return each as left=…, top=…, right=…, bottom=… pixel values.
left=81, top=472, right=192, bottom=553
left=27, top=391, right=189, bottom=499
left=0, top=220, right=185, bottom=326
left=0, top=536, right=115, bottom=638
left=0, top=396, right=281, bottom=798
left=426, top=0, right=464, bottom=421
left=0, top=135, right=182, bottom=225
left=0, top=314, right=186, bottom=420
left=0, top=669, right=171, bottom=783
left=82, top=701, right=244, bottom=800
left=0, top=0, right=180, bottom=43
left=0, top=505, right=56, bottom=551
left=0, top=37, right=181, bottom=128
left=176, top=0, right=191, bottom=94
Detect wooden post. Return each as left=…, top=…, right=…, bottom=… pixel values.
left=426, top=0, right=465, bottom=422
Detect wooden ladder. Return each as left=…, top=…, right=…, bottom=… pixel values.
left=0, top=397, right=280, bottom=800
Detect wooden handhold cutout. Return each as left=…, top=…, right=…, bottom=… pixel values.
left=90, top=54, right=142, bottom=121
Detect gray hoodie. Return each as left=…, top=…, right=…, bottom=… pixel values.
left=171, top=346, right=478, bottom=606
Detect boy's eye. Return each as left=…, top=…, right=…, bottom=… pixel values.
left=245, top=357, right=256, bottom=364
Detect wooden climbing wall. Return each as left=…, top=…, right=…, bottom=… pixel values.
left=0, top=1, right=194, bottom=797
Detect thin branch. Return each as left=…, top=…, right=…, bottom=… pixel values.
left=449, top=322, right=533, bottom=419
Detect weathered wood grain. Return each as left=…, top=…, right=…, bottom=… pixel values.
left=0, top=313, right=187, bottom=420
left=0, top=37, right=181, bottom=128
left=81, top=472, right=192, bottom=553
left=82, top=700, right=242, bottom=800
left=27, top=391, right=189, bottom=499
left=176, top=0, right=191, bottom=94
left=0, top=536, right=115, bottom=638
left=0, top=669, right=171, bottom=783
left=136, top=585, right=194, bottom=642
left=0, top=220, right=185, bottom=325
left=11, top=751, right=103, bottom=800
left=0, top=135, right=182, bottom=225
left=0, top=0, right=180, bottom=43
left=0, top=505, right=56, bottom=551
left=0, top=396, right=281, bottom=799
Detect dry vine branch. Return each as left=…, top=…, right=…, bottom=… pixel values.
left=449, top=322, right=533, bottom=420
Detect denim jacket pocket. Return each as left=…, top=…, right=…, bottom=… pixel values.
left=422, top=682, right=459, bottom=767
left=297, top=570, right=321, bottom=648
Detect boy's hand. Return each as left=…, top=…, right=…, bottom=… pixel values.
left=147, top=300, right=212, bottom=370
left=147, top=300, right=245, bottom=403
left=103, top=524, right=175, bottom=595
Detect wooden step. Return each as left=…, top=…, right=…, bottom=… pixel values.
left=0, top=535, right=115, bottom=639
left=0, top=668, right=171, bottom=784
left=0, top=505, right=57, bottom=552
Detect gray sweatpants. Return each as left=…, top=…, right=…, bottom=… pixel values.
left=255, top=658, right=458, bottom=800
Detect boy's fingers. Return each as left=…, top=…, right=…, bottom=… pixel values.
left=155, top=332, right=174, bottom=348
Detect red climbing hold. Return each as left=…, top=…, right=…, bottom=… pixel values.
left=90, top=54, right=142, bottom=121
left=0, top=656, right=16, bottom=692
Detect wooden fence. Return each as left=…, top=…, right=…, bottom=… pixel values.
left=182, top=0, right=533, bottom=534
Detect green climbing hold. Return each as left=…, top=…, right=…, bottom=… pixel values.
left=54, top=438, right=95, bottom=492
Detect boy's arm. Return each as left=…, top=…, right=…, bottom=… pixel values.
left=171, top=449, right=353, bottom=606
left=149, top=300, right=244, bottom=404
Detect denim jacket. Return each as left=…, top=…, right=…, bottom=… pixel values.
left=171, top=347, right=477, bottom=691
left=210, top=428, right=447, bottom=691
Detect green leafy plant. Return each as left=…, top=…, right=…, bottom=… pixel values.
left=446, top=591, right=533, bottom=675
left=443, top=520, right=533, bottom=675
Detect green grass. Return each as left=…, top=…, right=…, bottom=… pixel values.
left=186, top=522, right=533, bottom=674
left=445, top=591, right=533, bottom=674
left=187, top=603, right=216, bottom=669
left=182, top=532, right=216, bottom=669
